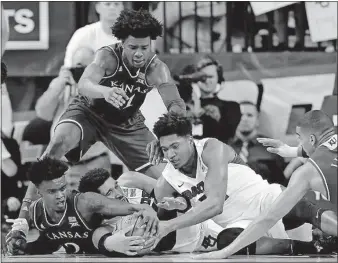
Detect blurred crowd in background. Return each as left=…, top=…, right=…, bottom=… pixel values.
left=1, top=1, right=337, bottom=236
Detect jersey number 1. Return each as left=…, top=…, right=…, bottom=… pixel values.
left=122, top=94, right=135, bottom=109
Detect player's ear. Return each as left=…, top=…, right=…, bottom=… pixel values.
left=309, top=134, right=317, bottom=146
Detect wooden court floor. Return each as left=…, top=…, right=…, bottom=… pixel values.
left=2, top=253, right=337, bottom=263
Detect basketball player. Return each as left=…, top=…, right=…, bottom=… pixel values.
left=151, top=113, right=336, bottom=256
left=79, top=168, right=331, bottom=257
left=19, top=9, right=185, bottom=220
left=194, top=110, right=337, bottom=259
left=6, top=158, right=158, bottom=255
left=78, top=168, right=224, bottom=256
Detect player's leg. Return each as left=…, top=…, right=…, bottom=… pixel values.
left=194, top=219, right=224, bottom=252
left=103, top=111, right=165, bottom=179
left=19, top=104, right=98, bottom=218
left=283, top=191, right=337, bottom=236
left=217, top=225, right=320, bottom=255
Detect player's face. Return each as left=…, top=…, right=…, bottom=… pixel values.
left=197, top=64, right=218, bottom=94
left=160, top=134, right=193, bottom=169
left=122, top=36, right=151, bottom=69
left=238, top=104, right=258, bottom=133
left=38, top=176, right=67, bottom=212
left=96, top=2, right=124, bottom=23
left=98, top=177, right=128, bottom=202
left=296, top=126, right=316, bottom=155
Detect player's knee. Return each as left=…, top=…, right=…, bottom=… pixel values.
left=50, top=123, right=81, bottom=150
left=217, top=228, right=256, bottom=255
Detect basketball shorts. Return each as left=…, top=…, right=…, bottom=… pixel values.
left=55, top=100, right=155, bottom=171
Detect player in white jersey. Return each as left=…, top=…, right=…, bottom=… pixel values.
left=78, top=168, right=224, bottom=256
left=151, top=113, right=335, bottom=255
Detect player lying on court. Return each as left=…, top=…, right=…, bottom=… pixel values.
left=148, top=113, right=337, bottom=255
left=5, top=158, right=158, bottom=256
left=78, top=168, right=329, bottom=257
left=194, top=110, right=337, bottom=259
left=19, top=8, right=186, bottom=221
left=78, top=168, right=225, bottom=256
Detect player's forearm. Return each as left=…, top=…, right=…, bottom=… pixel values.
left=166, top=199, right=222, bottom=232
left=19, top=182, right=40, bottom=219
left=157, top=83, right=186, bottom=116
left=78, top=78, right=110, bottom=99
left=225, top=217, right=277, bottom=256
left=35, top=82, right=64, bottom=121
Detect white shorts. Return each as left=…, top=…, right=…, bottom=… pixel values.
left=213, top=183, right=289, bottom=239
left=171, top=220, right=223, bottom=253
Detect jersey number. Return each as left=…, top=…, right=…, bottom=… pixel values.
left=62, top=242, right=80, bottom=254
left=122, top=94, right=135, bottom=109
left=331, top=158, right=337, bottom=168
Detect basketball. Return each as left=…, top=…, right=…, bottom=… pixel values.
left=121, top=215, right=145, bottom=236
left=104, top=215, right=146, bottom=237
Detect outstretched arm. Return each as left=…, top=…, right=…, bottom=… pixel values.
left=164, top=139, right=228, bottom=232
left=215, top=163, right=312, bottom=258
left=148, top=59, right=186, bottom=116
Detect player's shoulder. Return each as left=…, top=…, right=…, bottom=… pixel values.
left=94, top=46, right=118, bottom=71
left=203, top=138, right=223, bottom=152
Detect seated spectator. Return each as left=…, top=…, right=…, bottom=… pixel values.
left=152, top=2, right=227, bottom=53
left=64, top=1, right=124, bottom=68
left=189, top=55, right=241, bottom=144
left=31, top=47, right=111, bottom=190
left=230, top=101, right=287, bottom=185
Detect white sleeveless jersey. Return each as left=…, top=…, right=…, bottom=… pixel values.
left=162, top=138, right=271, bottom=208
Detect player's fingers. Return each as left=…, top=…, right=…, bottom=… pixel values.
left=125, top=250, right=138, bottom=256
left=129, top=238, right=145, bottom=246
left=146, top=143, right=151, bottom=156
left=257, top=138, right=279, bottom=147
left=149, top=142, right=155, bottom=164
left=267, top=147, right=279, bottom=154
left=115, top=88, right=129, bottom=100
left=144, top=217, right=152, bottom=237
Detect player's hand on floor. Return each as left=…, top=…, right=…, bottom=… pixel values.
left=103, top=87, right=129, bottom=109
left=257, top=138, right=294, bottom=157
left=146, top=139, right=163, bottom=165
left=104, top=225, right=146, bottom=256
left=191, top=248, right=231, bottom=260
left=5, top=219, right=29, bottom=256
left=157, top=197, right=187, bottom=211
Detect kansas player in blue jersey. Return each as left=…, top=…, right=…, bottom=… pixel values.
left=195, top=110, right=337, bottom=259
left=19, top=9, right=186, bottom=219
left=5, top=158, right=158, bottom=255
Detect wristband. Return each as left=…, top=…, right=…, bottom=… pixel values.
left=98, top=233, right=113, bottom=254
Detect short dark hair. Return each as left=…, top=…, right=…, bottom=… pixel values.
left=153, top=113, right=192, bottom=139
left=27, top=157, right=69, bottom=187
left=112, top=9, right=162, bottom=40
left=297, top=110, right=334, bottom=136
left=78, top=168, right=111, bottom=193
left=239, top=101, right=260, bottom=113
